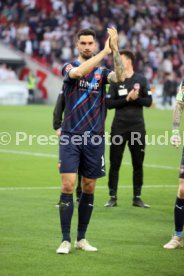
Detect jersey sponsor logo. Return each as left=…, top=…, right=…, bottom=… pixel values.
left=65, top=64, right=73, bottom=72
left=79, top=79, right=99, bottom=91
left=118, top=88, right=128, bottom=96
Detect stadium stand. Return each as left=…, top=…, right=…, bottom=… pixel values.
left=0, top=0, right=183, bottom=86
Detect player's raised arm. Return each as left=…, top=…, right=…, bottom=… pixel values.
left=173, top=101, right=184, bottom=130
left=171, top=100, right=184, bottom=148
left=107, top=27, right=126, bottom=83
left=69, top=29, right=111, bottom=79
left=171, top=81, right=184, bottom=148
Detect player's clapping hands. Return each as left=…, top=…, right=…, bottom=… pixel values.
left=126, top=88, right=139, bottom=101
left=103, top=37, right=112, bottom=55
left=107, top=27, right=118, bottom=51
left=171, top=129, right=181, bottom=148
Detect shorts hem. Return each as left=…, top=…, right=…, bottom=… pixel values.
left=80, top=173, right=105, bottom=179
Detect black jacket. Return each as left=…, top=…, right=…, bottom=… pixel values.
left=105, top=73, right=152, bottom=134
left=53, top=92, right=65, bottom=130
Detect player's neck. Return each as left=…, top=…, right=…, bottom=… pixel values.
left=78, top=56, right=89, bottom=64
left=78, top=54, right=96, bottom=64
left=125, top=68, right=134, bottom=79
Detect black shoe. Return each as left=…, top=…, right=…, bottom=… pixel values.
left=104, top=197, right=117, bottom=207
left=132, top=197, right=150, bottom=208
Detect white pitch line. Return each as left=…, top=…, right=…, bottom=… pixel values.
left=123, top=161, right=178, bottom=170
left=0, top=148, right=57, bottom=158
left=0, top=148, right=179, bottom=170
left=0, top=185, right=178, bottom=191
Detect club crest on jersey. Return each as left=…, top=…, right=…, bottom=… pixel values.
left=134, top=83, right=140, bottom=90
left=65, top=64, right=73, bottom=72
left=94, top=73, right=101, bottom=81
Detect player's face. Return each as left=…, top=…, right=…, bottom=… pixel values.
left=121, top=55, right=131, bottom=70
left=76, top=35, right=97, bottom=60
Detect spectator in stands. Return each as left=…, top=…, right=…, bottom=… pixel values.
left=27, top=71, right=37, bottom=103
left=0, top=0, right=183, bottom=87
left=162, top=73, right=178, bottom=108
left=0, top=64, right=17, bottom=80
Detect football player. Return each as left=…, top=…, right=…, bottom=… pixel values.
left=164, top=80, right=184, bottom=249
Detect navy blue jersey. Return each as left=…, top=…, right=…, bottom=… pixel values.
left=61, top=60, right=111, bottom=135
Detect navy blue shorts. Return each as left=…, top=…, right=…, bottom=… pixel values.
left=179, top=147, right=184, bottom=179
left=59, top=132, right=105, bottom=179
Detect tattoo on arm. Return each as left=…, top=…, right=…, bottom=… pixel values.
left=113, top=50, right=124, bottom=82
left=173, top=101, right=184, bottom=129
left=107, top=72, right=117, bottom=83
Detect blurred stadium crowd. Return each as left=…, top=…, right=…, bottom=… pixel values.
left=0, top=0, right=184, bottom=85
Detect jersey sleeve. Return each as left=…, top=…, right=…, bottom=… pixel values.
left=105, top=82, right=128, bottom=109
left=136, top=77, right=152, bottom=107
left=62, top=63, right=75, bottom=81
left=53, top=90, right=65, bottom=130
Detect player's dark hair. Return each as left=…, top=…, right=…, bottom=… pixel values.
left=76, top=29, right=96, bottom=41
left=119, top=50, right=135, bottom=66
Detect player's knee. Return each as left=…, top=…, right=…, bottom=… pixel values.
left=84, top=185, right=95, bottom=193
left=178, top=184, right=184, bottom=198
left=62, top=181, right=75, bottom=193
left=82, top=179, right=96, bottom=193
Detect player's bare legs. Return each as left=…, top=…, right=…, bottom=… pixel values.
left=177, top=180, right=184, bottom=198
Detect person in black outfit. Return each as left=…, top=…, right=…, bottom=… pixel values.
left=162, top=73, right=178, bottom=108
left=104, top=50, right=152, bottom=208
left=53, top=91, right=82, bottom=204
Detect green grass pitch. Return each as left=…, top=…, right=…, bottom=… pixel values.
left=0, top=105, right=183, bottom=276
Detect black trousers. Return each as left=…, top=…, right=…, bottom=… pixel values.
left=108, top=131, right=145, bottom=198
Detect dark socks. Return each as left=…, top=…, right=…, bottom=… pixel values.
left=77, top=193, right=94, bottom=241
left=76, top=175, right=82, bottom=199
left=59, top=193, right=74, bottom=242
left=174, top=197, right=184, bottom=235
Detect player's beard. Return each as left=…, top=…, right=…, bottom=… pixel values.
left=81, top=51, right=94, bottom=60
